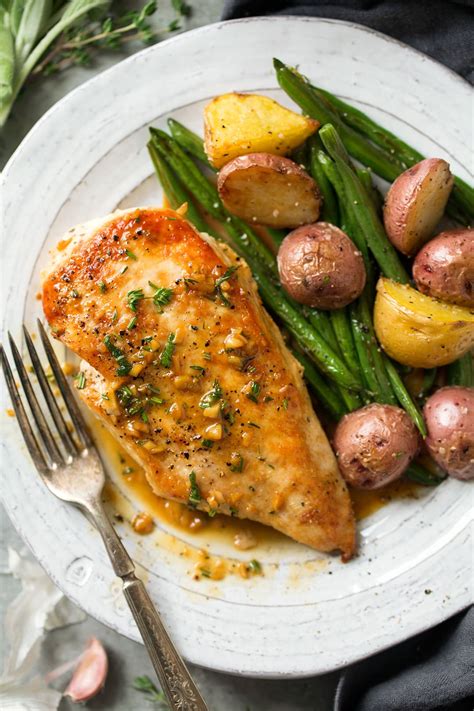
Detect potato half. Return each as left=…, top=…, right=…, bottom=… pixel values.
left=383, top=158, right=454, bottom=255
left=374, top=277, right=474, bottom=367
left=204, top=93, right=319, bottom=169
left=217, top=153, right=321, bottom=228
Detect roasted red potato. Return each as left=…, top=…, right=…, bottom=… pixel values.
left=413, top=228, right=474, bottom=308
left=277, top=222, right=366, bottom=309
left=217, top=153, right=321, bottom=228
left=383, top=158, right=454, bottom=255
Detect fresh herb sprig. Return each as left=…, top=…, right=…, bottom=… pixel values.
left=133, top=675, right=169, bottom=707
left=0, top=0, right=191, bottom=127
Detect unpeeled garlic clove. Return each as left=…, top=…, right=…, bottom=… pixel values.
left=64, top=637, right=108, bottom=703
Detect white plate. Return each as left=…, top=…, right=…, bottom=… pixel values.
left=1, top=17, right=472, bottom=678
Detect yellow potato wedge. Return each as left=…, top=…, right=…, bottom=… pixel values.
left=204, top=92, right=319, bottom=169
left=383, top=158, right=454, bottom=255
left=217, top=152, right=321, bottom=228
left=374, top=277, right=474, bottom=367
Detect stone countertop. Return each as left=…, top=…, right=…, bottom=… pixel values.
left=0, top=3, right=337, bottom=708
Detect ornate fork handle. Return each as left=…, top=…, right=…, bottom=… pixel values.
left=86, top=499, right=208, bottom=711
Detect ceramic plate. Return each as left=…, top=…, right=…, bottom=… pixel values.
left=1, top=17, right=472, bottom=678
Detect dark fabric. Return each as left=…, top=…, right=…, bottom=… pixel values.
left=335, top=607, right=474, bottom=711
left=221, top=0, right=474, bottom=83
left=219, top=5, right=473, bottom=710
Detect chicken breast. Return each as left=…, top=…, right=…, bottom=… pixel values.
left=43, top=207, right=356, bottom=559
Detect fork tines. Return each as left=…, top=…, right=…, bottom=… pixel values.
left=1, top=320, right=92, bottom=470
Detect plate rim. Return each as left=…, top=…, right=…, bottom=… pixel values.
left=1, top=16, right=472, bottom=679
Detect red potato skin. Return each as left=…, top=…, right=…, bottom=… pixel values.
left=413, top=229, right=474, bottom=308
left=333, top=404, right=420, bottom=489
left=217, top=152, right=321, bottom=228
left=383, top=158, right=454, bottom=256
left=423, top=386, right=474, bottom=480
left=277, top=223, right=366, bottom=309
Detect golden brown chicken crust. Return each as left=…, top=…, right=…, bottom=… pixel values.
left=43, top=207, right=356, bottom=559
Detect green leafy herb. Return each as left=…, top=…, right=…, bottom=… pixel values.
left=120, top=266, right=128, bottom=275
left=214, top=266, right=238, bottom=306
left=248, top=559, right=262, bottom=575
left=101, top=393, right=109, bottom=400
left=246, top=381, right=260, bottom=403
left=160, top=333, right=175, bottom=367
left=70, top=289, right=80, bottom=299
left=74, top=372, right=86, bottom=390
left=229, top=506, right=238, bottom=516
left=133, top=675, right=168, bottom=705
left=127, top=316, right=138, bottom=330
left=148, top=282, right=173, bottom=312
left=188, top=471, right=201, bottom=507
left=199, top=380, right=222, bottom=409
left=190, top=365, right=205, bottom=375
left=172, top=0, right=191, bottom=17
left=200, top=567, right=211, bottom=578
left=111, top=308, right=118, bottom=322
left=230, top=454, right=244, bottom=473
left=104, top=335, right=132, bottom=376
left=127, top=288, right=144, bottom=312
left=201, top=439, right=214, bottom=449
left=98, top=281, right=107, bottom=293
left=282, top=398, right=289, bottom=410
left=207, top=507, right=217, bottom=518
left=202, top=352, right=211, bottom=361
left=125, top=249, right=137, bottom=260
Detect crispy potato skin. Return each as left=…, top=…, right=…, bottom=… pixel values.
left=413, top=229, right=474, bottom=308
left=42, top=207, right=356, bottom=559
left=374, top=277, right=474, bottom=368
left=333, top=404, right=420, bottom=489
left=204, top=92, right=319, bottom=169
left=424, top=387, right=474, bottom=480
left=277, top=223, right=366, bottom=309
left=217, top=152, right=321, bottom=228
left=383, top=158, right=454, bottom=255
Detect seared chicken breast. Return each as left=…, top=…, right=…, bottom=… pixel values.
left=43, top=207, right=356, bottom=559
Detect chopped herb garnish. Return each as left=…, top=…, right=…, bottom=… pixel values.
left=263, top=395, right=274, bottom=403
left=248, top=559, right=262, bottom=575
left=70, top=289, right=80, bottom=299
left=74, top=372, right=86, bottom=390
left=148, top=282, right=173, bottom=312
left=214, top=266, right=239, bottom=306
left=127, top=316, right=138, bottom=330
left=230, top=454, right=244, bottom=473
left=282, top=398, right=289, bottom=410
left=188, top=471, right=201, bottom=508
left=183, top=277, right=198, bottom=290
left=201, top=439, right=214, bottom=449
left=202, top=352, right=211, bottom=361
left=208, top=507, right=217, bottom=518
left=229, top=506, right=238, bottom=516
left=246, top=381, right=260, bottom=403
left=104, top=335, right=132, bottom=376
left=127, top=288, right=144, bottom=312
left=199, top=380, right=222, bottom=409
left=200, top=567, right=211, bottom=578
left=98, top=281, right=107, bottom=293
left=101, top=393, right=109, bottom=400
left=120, top=266, right=128, bottom=275
left=141, top=411, right=149, bottom=423
left=112, top=308, right=118, bottom=322
left=190, top=365, right=205, bottom=374
left=248, top=422, right=260, bottom=428
left=125, top=249, right=137, bottom=260
left=160, top=333, right=176, bottom=367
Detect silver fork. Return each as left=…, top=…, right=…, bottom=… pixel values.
left=1, top=320, right=208, bottom=711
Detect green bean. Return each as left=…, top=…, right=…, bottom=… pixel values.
left=384, top=358, right=427, bottom=436
left=356, top=166, right=384, bottom=214
left=292, top=141, right=311, bottom=171
left=358, top=293, right=397, bottom=405
left=309, top=139, right=339, bottom=224
left=292, top=349, right=348, bottom=420
left=167, top=118, right=212, bottom=167
left=405, top=461, right=446, bottom=486
left=330, top=309, right=360, bottom=377
left=447, top=353, right=473, bottom=387
left=420, top=368, right=438, bottom=398
left=319, top=124, right=409, bottom=284
left=147, top=142, right=216, bottom=237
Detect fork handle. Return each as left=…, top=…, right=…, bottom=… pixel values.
left=87, top=501, right=208, bottom=711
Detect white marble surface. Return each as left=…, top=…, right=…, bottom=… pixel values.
left=0, top=2, right=337, bottom=708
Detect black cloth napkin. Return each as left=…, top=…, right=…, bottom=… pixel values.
left=220, top=3, right=474, bottom=710
left=221, top=0, right=474, bottom=83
